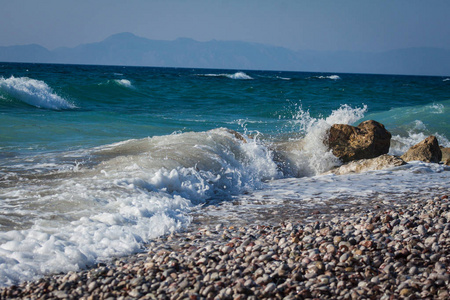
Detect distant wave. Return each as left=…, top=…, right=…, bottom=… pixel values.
left=428, top=103, right=444, bottom=114
left=114, top=79, right=133, bottom=88
left=198, top=72, right=253, bottom=80
left=312, top=75, right=341, bottom=80
left=444, top=78, right=450, bottom=82
left=0, top=76, right=75, bottom=110
left=99, top=79, right=134, bottom=88
left=228, top=72, right=253, bottom=80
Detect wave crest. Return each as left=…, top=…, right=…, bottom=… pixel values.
left=198, top=72, right=253, bottom=80
left=274, top=104, right=367, bottom=176
left=311, top=75, right=341, bottom=80
left=95, top=128, right=279, bottom=201
left=228, top=72, right=253, bottom=80
left=0, top=76, right=75, bottom=110
left=114, top=79, right=133, bottom=88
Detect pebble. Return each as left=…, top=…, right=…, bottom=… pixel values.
left=1, top=194, right=450, bottom=299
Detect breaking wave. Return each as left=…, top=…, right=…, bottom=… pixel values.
left=311, top=75, right=341, bottom=80
left=113, top=79, right=133, bottom=88
left=99, top=79, right=134, bottom=88
left=198, top=72, right=253, bottom=80
left=0, top=128, right=279, bottom=285
left=0, top=76, right=75, bottom=110
left=273, top=104, right=367, bottom=177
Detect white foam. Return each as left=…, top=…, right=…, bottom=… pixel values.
left=114, top=79, right=133, bottom=88
left=428, top=103, right=444, bottom=114
left=313, top=75, right=341, bottom=80
left=232, top=161, right=450, bottom=212
left=443, top=78, right=450, bottom=82
left=199, top=72, right=253, bottom=80
left=389, top=120, right=450, bottom=156
left=0, top=128, right=281, bottom=286
left=390, top=131, right=450, bottom=156
left=0, top=76, right=75, bottom=110
left=227, top=72, right=253, bottom=80
left=274, top=104, right=367, bottom=176
left=328, top=75, right=341, bottom=80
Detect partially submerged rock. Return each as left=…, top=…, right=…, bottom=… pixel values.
left=327, top=120, right=391, bottom=163
left=325, top=154, right=406, bottom=175
left=441, top=147, right=450, bottom=166
left=401, top=136, right=442, bottom=163
left=225, top=129, right=247, bottom=143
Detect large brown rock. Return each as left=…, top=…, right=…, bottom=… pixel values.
left=327, top=120, right=392, bottom=162
left=400, top=136, right=442, bottom=163
left=441, top=147, right=450, bottom=165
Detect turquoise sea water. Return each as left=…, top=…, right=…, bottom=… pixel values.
left=0, top=63, right=449, bottom=285
left=1, top=63, right=448, bottom=153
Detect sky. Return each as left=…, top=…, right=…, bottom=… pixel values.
left=1, top=0, right=450, bottom=53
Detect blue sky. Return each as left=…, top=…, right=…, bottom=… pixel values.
left=1, top=0, right=449, bottom=52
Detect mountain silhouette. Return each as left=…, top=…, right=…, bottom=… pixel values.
left=1, top=32, right=449, bottom=76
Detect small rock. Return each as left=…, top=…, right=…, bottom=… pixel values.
left=128, top=289, right=142, bottom=298
left=339, top=253, right=351, bottom=263
left=88, top=281, right=98, bottom=292
left=264, top=282, right=276, bottom=294
left=400, top=288, right=413, bottom=297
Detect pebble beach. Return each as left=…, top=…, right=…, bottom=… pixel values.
left=2, top=191, right=449, bottom=300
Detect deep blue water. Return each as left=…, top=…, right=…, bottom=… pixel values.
left=1, top=63, right=448, bottom=154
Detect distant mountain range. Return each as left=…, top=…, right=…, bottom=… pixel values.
left=1, top=32, right=450, bottom=76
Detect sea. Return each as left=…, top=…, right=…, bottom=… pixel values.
left=0, top=62, right=449, bottom=286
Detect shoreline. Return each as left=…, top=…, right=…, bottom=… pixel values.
left=1, top=192, right=449, bottom=299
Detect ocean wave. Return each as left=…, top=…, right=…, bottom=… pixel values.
left=0, top=128, right=280, bottom=286
left=309, top=75, right=341, bottom=80
left=0, top=76, right=76, bottom=110
left=114, top=79, right=133, bottom=88
left=428, top=103, right=444, bottom=114
left=390, top=124, right=450, bottom=156
left=94, top=128, right=279, bottom=198
left=276, top=76, right=291, bottom=80
left=99, top=79, right=134, bottom=88
left=198, top=72, right=253, bottom=80
left=1, top=102, right=442, bottom=286
left=362, top=99, right=449, bottom=151
left=443, top=78, right=450, bottom=82
left=273, top=104, right=367, bottom=176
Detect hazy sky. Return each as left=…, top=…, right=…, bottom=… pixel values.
left=1, top=0, right=449, bottom=52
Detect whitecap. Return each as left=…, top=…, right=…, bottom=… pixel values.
left=227, top=72, right=253, bottom=80
left=314, top=75, right=341, bottom=80
left=114, top=79, right=133, bottom=88
left=428, top=103, right=444, bottom=114
left=0, top=76, right=75, bottom=110
left=197, top=72, right=253, bottom=80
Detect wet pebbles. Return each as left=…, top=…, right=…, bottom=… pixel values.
left=1, top=194, right=450, bottom=299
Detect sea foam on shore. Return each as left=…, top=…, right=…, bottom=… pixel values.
left=2, top=191, right=449, bottom=299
